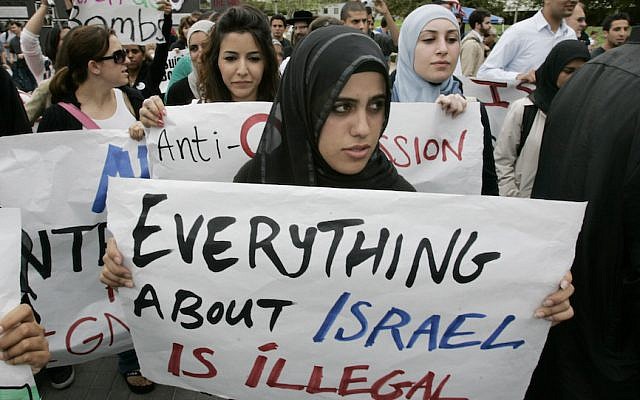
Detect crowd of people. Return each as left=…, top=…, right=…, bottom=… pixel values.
left=0, top=0, right=638, bottom=399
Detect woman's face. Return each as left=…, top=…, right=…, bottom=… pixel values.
left=189, top=31, right=208, bottom=69
left=98, top=35, right=129, bottom=87
left=217, top=32, right=265, bottom=102
left=318, top=71, right=386, bottom=175
left=413, top=18, right=460, bottom=84
left=556, top=59, right=586, bottom=88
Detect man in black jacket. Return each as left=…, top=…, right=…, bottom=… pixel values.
left=527, top=27, right=640, bottom=400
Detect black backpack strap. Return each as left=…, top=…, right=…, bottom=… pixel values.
left=517, top=104, right=539, bottom=157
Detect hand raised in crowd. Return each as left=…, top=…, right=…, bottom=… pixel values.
left=156, top=0, right=172, bottom=14
left=100, top=238, right=134, bottom=289
left=128, top=121, right=146, bottom=141
left=534, top=271, right=574, bottom=326
left=139, top=95, right=166, bottom=128
left=373, top=0, right=390, bottom=15
left=0, top=304, right=50, bottom=374
left=436, top=93, right=467, bottom=118
left=516, top=69, right=536, bottom=84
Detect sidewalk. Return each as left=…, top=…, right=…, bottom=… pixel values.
left=36, top=356, right=224, bottom=400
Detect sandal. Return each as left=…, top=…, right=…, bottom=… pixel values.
left=123, top=370, right=155, bottom=394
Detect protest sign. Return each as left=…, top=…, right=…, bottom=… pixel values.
left=160, top=49, right=189, bottom=94
left=460, top=77, right=535, bottom=140
left=0, top=208, right=40, bottom=399
left=146, top=102, right=484, bottom=193
left=108, top=178, right=585, bottom=400
left=68, top=0, right=165, bottom=45
left=0, top=130, right=150, bottom=365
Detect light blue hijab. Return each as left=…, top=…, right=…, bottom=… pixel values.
left=391, top=4, right=461, bottom=102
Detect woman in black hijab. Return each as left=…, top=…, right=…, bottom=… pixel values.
left=234, top=25, right=414, bottom=191
left=494, top=40, right=591, bottom=198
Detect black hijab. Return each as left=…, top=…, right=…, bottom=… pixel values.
left=235, top=25, right=414, bottom=192
left=529, top=40, right=591, bottom=113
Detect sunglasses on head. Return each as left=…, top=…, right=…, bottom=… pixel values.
left=97, top=49, right=127, bottom=64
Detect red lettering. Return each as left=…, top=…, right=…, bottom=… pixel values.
left=441, top=130, right=466, bottom=162
left=516, top=82, right=534, bottom=95
left=66, top=317, right=103, bottom=355
left=183, top=347, right=217, bottom=378
left=371, top=369, right=406, bottom=400
left=391, top=135, right=410, bottom=167
left=424, top=139, right=439, bottom=161
left=168, top=342, right=183, bottom=376
left=306, top=366, right=338, bottom=394
left=104, top=312, right=129, bottom=346
left=469, top=79, right=509, bottom=108
left=245, top=342, right=279, bottom=388
left=406, top=372, right=468, bottom=400
left=413, top=137, right=421, bottom=165
left=240, top=113, right=270, bottom=158
left=266, top=358, right=305, bottom=390
left=338, top=365, right=371, bottom=395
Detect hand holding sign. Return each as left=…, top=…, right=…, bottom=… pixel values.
left=0, top=304, right=50, bottom=374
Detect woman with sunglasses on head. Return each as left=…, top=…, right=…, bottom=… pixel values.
left=35, top=25, right=154, bottom=395
left=136, top=4, right=279, bottom=130
left=37, top=25, right=143, bottom=133
left=391, top=4, right=498, bottom=195
left=165, top=20, right=215, bottom=106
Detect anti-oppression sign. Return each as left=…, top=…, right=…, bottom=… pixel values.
left=107, top=178, right=586, bottom=400
left=0, top=130, right=149, bottom=365
left=68, top=0, right=165, bottom=45
left=0, top=208, right=39, bottom=398
left=146, top=102, right=484, bottom=194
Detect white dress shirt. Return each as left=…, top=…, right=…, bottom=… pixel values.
left=477, top=10, right=576, bottom=82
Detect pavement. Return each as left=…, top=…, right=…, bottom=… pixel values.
left=35, top=355, right=224, bottom=400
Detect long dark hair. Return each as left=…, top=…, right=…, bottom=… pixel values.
left=200, top=4, right=279, bottom=102
left=49, top=25, right=114, bottom=99
left=44, top=23, right=69, bottom=66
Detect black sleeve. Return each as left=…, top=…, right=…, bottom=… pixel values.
left=0, top=67, right=31, bottom=136
left=141, top=13, right=173, bottom=99
left=121, top=86, right=144, bottom=119
left=166, top=77, right=194, bottom=106
left=480, top=103, right=498, bottom=195
left=37, top=104, right=82, bottom=132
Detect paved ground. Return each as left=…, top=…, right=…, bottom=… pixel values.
left=35, top=355, right=224, bottom=400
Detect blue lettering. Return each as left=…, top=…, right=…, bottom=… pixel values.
left=313, top=292, right=351, bottom=343
left=406, top=314, right=440, bottom=350
left=365, top=307, right=411, bottom=350
left=92, top=144, right=150, bottom=213
left=439, top=313, right=485, bottom=349
left=480, top=315, right=525, bottom=350
left=335, top=300, right=371, bottom=341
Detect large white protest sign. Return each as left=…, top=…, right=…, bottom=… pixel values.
left=68, top=0, right=165, bottom=45
left=108, top=178, right=585, bottom=400
left=0, top=130, right=150, bottom=365
left=0, top=208, right=40, bottom=399
left=460, top=77, right=534, bottom=140
left=146, top=102, right=485, bottom=193
left=160, top=49, right=189, bottom=94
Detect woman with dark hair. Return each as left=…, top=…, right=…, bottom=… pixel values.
left=104, top=28, right=575, bottom=340
left=494, top=40, right=590, bottom=198
left=137, top=4, right=279, bottom=128
left=37, top=25, right=142, bottom=132
left=169, top=15, right=195, bottom=51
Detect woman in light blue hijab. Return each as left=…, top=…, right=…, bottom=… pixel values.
left=392, top=4, right=463, bottom=104
left=392, top=4, right=497, bottom=194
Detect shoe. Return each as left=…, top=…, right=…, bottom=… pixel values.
left=47, top=365, right=75, bottom=390
left=123, top=370, right=155, bottom=394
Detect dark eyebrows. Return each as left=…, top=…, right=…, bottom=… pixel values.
left=334, top=93, right=386, bottom=103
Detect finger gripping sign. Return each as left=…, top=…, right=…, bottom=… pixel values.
left=68, top=0, right=165, bottom=45
left=107, top=178, right=586, bottom=400
left=146, top=102, right=484, bottom=194
left=0, top=130, right=150, bottom=366
left=0, top=209, right=40, bottom=399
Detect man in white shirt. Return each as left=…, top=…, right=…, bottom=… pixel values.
left=477, top=0, right=577, bottom=83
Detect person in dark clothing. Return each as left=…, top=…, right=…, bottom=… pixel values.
left=124, top=0, right=174, bottom=98
left=7, top=21, right=37, bottom=92
left=270, top=14, right=292, bottom=59
left=0, top=66, right=31, bottom=135
left=526, top=27, right=640, bottom=400
left=235, top=25, right=412, bottom=191
left=591, top=12, right=631, bottom=57
left=169, top=15, right=195, bottom=51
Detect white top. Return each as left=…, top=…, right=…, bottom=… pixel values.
left=493, top=96, right=546, bottom=198
left=20, top=28, right=47, bottom=82
left=93, top=89, right=136, bottom=129
left=477, top=10, right=576, bottom=82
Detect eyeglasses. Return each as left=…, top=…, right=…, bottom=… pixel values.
left=97, top=49, right=127, bottom=64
